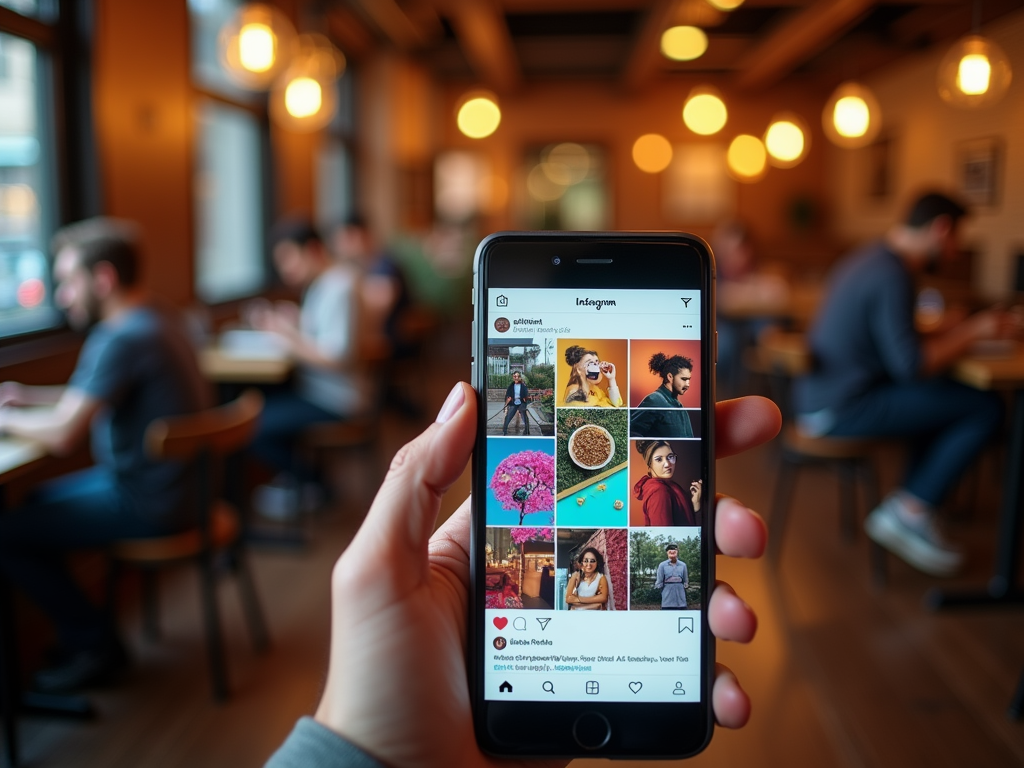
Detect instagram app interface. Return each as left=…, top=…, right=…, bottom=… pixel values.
left=483, top=287, right=705, bottom=703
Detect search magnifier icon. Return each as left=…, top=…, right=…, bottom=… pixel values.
left=542, top=681, right=555, bottom=694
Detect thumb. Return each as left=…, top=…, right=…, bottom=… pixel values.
left=348, top=382, right=477, bottom=586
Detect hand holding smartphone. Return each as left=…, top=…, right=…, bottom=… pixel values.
left=470, top=231, right=717, bottom=758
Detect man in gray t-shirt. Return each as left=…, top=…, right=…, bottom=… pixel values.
left=0, top=219, right=206, bottom=693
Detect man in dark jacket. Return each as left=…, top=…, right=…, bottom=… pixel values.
left=501, top=371, right=531, bottom=435
left=630, top=352, right=695, bottom=438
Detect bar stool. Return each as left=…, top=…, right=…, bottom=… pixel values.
left=108, top=389, right=269, bottom=702
left=756, top=328, right=889, bottom=585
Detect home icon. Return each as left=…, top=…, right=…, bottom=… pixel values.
left=496, top=294, right=508, bottom=307
left=499, top=681, right=513, bottom=693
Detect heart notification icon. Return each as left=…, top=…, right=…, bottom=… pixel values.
left=493, top=617, right=508, bottom=630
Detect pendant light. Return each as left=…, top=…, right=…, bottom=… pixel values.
left=937, top=35, right=1012, bottom=108
left=218, top=3, right=296, bottom=90
left=270, top=34, right=346, bottom=132
left=822, top=81, right=881, bottom=148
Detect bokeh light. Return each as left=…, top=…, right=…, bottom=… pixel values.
left=682, top=90, right=727, bottom=135
left=727, top=134, right=767, bottom=182
left=822, top=81, right=881, bottom=148
left=457, top=95, right=502, bottom=139
left=763, top=114, right=809, bottom=168
left=632, top=134, right=673, bottom=173
left=660, top=26, right=708, bottom=62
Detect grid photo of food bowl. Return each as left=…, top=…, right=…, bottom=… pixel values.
left=554, top=409, right=629, bottom=527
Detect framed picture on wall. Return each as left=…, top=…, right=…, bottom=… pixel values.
left=957, top=137, right=1002, bottom=209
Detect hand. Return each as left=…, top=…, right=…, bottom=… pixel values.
left=690, top=478, right=703, bottom=510
left=314, top=386, right=780, bottom=768
left=0, top=382, right=26, bottom=409
left=600, top=361, right=616, bottom=381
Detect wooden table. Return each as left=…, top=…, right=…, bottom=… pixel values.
left=198, top=347, right=293, bottom=385
left=928, top=343, right=1024, bottom=609
left=0, top=437, right=46, bottom=485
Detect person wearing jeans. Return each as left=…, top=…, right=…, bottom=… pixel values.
left=795, top=192, right=1018, bottom=576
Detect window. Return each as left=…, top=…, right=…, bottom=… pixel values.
left=194, top=99, right=264, bottom=303
left=189, top=0, right=267, bottom=304
left=0, top=24, right=61, bottom=339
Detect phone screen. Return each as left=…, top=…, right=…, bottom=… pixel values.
left=471, top=233, right=715, bottom=756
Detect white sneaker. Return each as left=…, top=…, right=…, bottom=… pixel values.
left=865, top=496, right=963, bottom=577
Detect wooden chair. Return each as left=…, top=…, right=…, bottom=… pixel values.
left=108, top=389, right=269, bottom=701
left=756, top=328, right=888, bottom=585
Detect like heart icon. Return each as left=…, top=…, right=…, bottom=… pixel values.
left=629, top=682, right=643, bottom=693
left=493, top=617, right=508, bottom=630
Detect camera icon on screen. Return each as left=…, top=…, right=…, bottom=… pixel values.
left=496, top=294, right=508, bottom=307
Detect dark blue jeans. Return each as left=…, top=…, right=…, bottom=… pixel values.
left=248, top=390, right=340, bottom=481
left=0, top=467, right=167, bottom=651
left=828, top=378, right=1003, bottom=507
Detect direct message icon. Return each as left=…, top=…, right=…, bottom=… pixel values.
left=536, top=618, right=551, bottom=631
left=678, top=617, right=694, bottom=633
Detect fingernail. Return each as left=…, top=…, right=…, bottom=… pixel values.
left=436, top=383, right=465, bottom=424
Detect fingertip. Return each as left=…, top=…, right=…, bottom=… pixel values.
left=714, top=496, right=767, bottom=559
left=708, top=581, right=757, bottom=643
left=713, top=665, right=751, bottom=729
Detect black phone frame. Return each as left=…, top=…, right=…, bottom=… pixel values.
left=469, top=231, right=718, bottom=759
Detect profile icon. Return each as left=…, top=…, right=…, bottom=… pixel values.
left=493, top=636, right=507, bottom=650
left=494, top=317, right=510, bottom=333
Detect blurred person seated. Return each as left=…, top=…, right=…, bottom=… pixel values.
left=247, top=218, right=368, bottom=519
left=332, top=213, right=421, bottom=417
left=794, top=192, right=1019, bottom=577
left=712, top=221, right=788, bottom=395
left=0, top=219, right=208, bottom=692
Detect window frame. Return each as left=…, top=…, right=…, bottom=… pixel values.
left=0, top=0, right=96, bottom=352
left=187, top=1, right=274, bottom=310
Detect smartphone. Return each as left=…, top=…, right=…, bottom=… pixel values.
left=470, top=231, right=716, bottom=758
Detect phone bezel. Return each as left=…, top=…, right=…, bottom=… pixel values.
left=469, top=231, right=717, bottom=759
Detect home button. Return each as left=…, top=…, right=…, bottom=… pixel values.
left=572, top=711, right=611, bottom=750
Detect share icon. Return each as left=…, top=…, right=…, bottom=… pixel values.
left=536, top=618, right=551, bottom=631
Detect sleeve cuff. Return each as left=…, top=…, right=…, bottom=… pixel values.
left=264, top=717, right=385, bottom=768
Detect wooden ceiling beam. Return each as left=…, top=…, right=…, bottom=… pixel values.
left=349, top=0, right=427, bottom=50
left=619, top=0, right=680, bottom=92
left=326, top=6, right=377, bottom=60
left=445, top=0, right=522, bottom=94
left=733, top=0, right=878, bottom=91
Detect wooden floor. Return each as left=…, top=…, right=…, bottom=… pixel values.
left=14, top=322, right=1024, bottom=767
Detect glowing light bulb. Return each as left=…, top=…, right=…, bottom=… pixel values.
left=632, top=134, right=673, bottom=174
left=957, top=53, right=991, bottom=95
left=727, top=135, right=767, bottom=182
left=682, top=91, right=727, bottom=136
left=238, top=22, right=275, bottom=73
left=660, top=26, right=708, bottom=62
left=834, top=96, right=869, bottom=138
left=763, top=116, right=808, bottom=168
left=457, top=96, right=501, bottom=139
left=285, top=77, right=322, bottom=118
